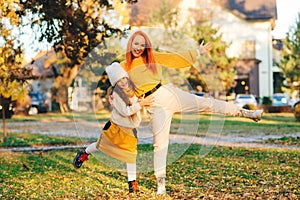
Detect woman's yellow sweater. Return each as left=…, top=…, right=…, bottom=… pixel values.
left=120, top=50, right=197, bottom=97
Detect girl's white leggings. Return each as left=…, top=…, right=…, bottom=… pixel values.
left=85, top=142, right=137, bottom=181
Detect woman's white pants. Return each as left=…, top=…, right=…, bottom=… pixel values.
left=148, top=84, right=241, bottom=178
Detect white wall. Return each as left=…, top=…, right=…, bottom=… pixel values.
left=211, top=7, right=274, bottom=98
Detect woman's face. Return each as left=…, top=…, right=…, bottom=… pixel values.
left=131, top=35, right=146, bottom=58
left=116, top=77, right=129, bottom=90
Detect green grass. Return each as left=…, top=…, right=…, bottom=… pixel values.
left=1, top=112, right=299, bottom=148
left=7, top=112, right=76, bottom=122
left=171, top=112, right=300, bottom=136
left=0, top=145, right=299, bottom=199
left=9, top=111, right=111, bottom=122
left=262, top=136, right=300, bottom=146
left=1, top=112, right=300, bottom=199
left=0, top=132, right=92, bottom=148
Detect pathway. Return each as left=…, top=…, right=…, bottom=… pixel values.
left=1, top=120, right=300, bottom=152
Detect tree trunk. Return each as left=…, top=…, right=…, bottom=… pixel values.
left=2, top=107, right=7, bottom=142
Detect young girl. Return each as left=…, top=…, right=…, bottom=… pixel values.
left=73, top=62, right=154, bottom=193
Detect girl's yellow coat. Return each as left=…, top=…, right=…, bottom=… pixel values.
left=96, top=120, right=138, bottom=163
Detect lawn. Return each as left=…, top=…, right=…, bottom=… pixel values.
left=0, top=132, right=86, bottom=148
left=0, top=145, right=299, bottom=199
left=171, top=112, right=300, bottom=136
left=0, top=112, right=300, bottom=199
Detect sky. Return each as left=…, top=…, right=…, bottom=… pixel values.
left=271, top=0, right=300, bottom=39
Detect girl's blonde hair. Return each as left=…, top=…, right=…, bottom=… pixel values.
left=113, top=77, right=136, bottom=106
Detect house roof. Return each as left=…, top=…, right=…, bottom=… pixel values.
left=214, top=0, right=277, bottom=21
left=23, top=49, right=59, bottom=78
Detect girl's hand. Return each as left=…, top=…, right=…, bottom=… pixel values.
left=108, top=94, right=114, bottom=108
left=107, top=86, right=114, bottom=108
left=139, top=95, right=155, bottom=107
left=199, top=41, right=212, bottom=55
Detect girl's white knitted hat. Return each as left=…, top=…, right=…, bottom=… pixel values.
left=105, top=62, right=129, bottom=86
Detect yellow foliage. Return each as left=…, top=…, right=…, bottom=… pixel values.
left=84, top=35, right=89, bottom=44
left=113, top=0, right=130, bottom=25
left=0, top=79, right=27, bottom=101
left=96, top=33, right=103, bottom=41
left=0, top=0, right=21, bottom=26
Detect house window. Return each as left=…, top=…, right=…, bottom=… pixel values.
left=240, top=40, right=256, bottom=59
left=272, top=39, right=283, bottom=66
left=272, top=50, right=281, bottom=66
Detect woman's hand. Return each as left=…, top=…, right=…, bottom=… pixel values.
left=198, top=41, right=212, bottom=55
left=139, top=95, right=155, bottom=107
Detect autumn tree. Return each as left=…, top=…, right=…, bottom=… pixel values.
left=278, top=12, right=300, bottom=99
left=0, top=0, right=32, bottom=142
left=113, top=0, right=131, bottom=25
left=20, top=0, right=134, bottom=65
left=189, top=23, right=237, bottom=95
left=127, top=0, right=181, bottom=26
left=17, top=0, right=138, bottom=112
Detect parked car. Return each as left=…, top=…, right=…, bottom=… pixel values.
left=271, top=93, right=289, bottom=106
left=234, top=94, right=257, bottom=107
left=28, top=91, right=48, bottom=115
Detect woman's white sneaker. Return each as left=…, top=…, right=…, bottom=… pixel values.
left=156, top=177, right=166, bottom=195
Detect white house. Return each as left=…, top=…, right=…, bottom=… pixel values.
left=178, top=0, right=277, bottom=100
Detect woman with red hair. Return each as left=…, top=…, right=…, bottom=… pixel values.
left=119, top=30, right=263, bottom=195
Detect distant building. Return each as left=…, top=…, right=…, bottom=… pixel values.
left=272, top=39, right=284, bottom=93
left=23, top=49, right=105, bottom=112
left=22, top=50, right=57, bottom=112
left=178, top=0, right=277, bottom=100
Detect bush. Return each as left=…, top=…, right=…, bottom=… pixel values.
left=294, top=101, right=300, bottom=121
left=267, top=105, right=292, bottom=113
left=262, top=96, right=272, bottom=105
